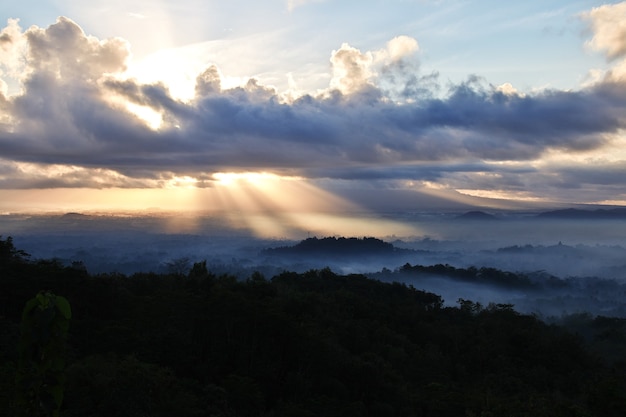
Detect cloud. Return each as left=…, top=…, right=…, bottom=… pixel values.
left=380, top=36, right=419, bottom=62
left=25, top=16, right=129, bottom=78
left=583, top=2, right=626, bottom=60
left=582, top=1, right=626, bottom=82
left=0, top=15, right=625, bottom=206
left=328, top=36, right=423, bottom=98
left=446, top=158, right=626, bottom=204
left=195, top=65, right=222, bottom=97
left=0, top=158, right=153, bottom=189
left=329, top=43, right=375, bottom=95
left=0, top=19, right=25, bottom=74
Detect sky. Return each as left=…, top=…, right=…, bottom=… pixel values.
left=1, top=0, right=626, bottom=216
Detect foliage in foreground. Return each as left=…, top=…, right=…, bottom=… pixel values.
left=1, top=236, right=626, bottom=416
left=16, top=291, right=71, bottom=417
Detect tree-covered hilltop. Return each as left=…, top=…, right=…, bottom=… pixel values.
left=262, top=236, right=415, bottom=257
left=380, top=262, right=538, bottom=289
left=1, top=236, right=625, bottom=416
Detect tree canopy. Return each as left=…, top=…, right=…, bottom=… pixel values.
left=1, top=236, right=625, bottom=416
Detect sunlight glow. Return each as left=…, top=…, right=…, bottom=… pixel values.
left=596, top=198, right=626, bottom=205
left=125, top=51, right=201, bottom=101
left=210, top=171, right=359, bottom=214
left=104, top=91, right=165, bottom=130
left=122, top=40, right=251, bottom=102
left=205, top=171, right=422, bottom=238
left=124, top=102, right=163, bottom=130
left=406, top=180, right=517, bottom=209
left=212, top=172, right=293, bottom=187
left=456, top=189, right=548, bottom=202
left=166, top=176, right=199, bottom=189
left=0, top=171, right=423, bottom=239
left=286, top=212, right=421, bottom=239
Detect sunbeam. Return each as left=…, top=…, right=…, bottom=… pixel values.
left=206, top=171, right=421, bottom=238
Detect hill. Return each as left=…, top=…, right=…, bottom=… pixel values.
left=262, top=236, right=414, bottom=257
left=455, top=211, right=498, bottom=220
left=537, top=207, right=626, bottom=219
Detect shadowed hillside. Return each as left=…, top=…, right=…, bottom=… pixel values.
left=537, top=208, right=626, bottom=219
left=262, top=236, right=415, bottom=258
left=456, top=211, right=498, bottom=220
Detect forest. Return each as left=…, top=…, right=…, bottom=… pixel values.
left=1, top=235, right=626, bottom=416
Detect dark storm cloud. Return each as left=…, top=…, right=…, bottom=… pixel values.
left=0, top=16, right=625, bottom=195
left=548, top=160, right=626, bottom=188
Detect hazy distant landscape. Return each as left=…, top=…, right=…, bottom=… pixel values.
left=3, top=207, right=626, bottom=318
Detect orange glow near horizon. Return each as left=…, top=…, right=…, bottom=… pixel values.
left=455, top=189, right=548, bottom=203
left=0, top=172, right=423, bottom=239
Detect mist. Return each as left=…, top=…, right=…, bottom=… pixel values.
left=2, top=208, right=626, bottom=319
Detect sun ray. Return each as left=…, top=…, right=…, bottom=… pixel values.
left=206, top=171, right=421, bottom=238
left=0, top=171, right=423, bottom=238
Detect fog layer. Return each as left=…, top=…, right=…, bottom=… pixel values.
left=3, top=210, right=626, bottom=318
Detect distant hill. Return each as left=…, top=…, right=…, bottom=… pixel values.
left=62, top=212, right=88, bottom=218
left=262, top=236, right=414, bottom=257
left=537, top=208, right=626, bottom=219
left=456, top=211, right=497, bottom=220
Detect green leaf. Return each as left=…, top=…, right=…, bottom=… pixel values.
left=36, top=292, right=49, bottom=309
left=55, top=296, right=72, bottom=319
left=21, top=298, right=39, bottom=319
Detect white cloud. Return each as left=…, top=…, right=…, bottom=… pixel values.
left=583, top=2, right=626, bottom=60
left=0, top=158, right=154, bottom=189
left=583, top=2, right=626, bottom=82
left=329, top=43, right=374, bottom=94
left=378, top=35, right=419, bottom=62
left=0, top=18, right=28, bottom=94
left=328, top=36, right=421, bottom=96
left=495, top=82, right=521, bottom=97
left=24, top=16, right=130, bottom=80
left=0, top=18, right=23, bottom=60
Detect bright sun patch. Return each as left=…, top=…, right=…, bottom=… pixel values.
left=213, top=172, right=299, bottom=186
left=125, top=103, right=163, bottom=130
left=167, top=175, right=199, bottom=189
